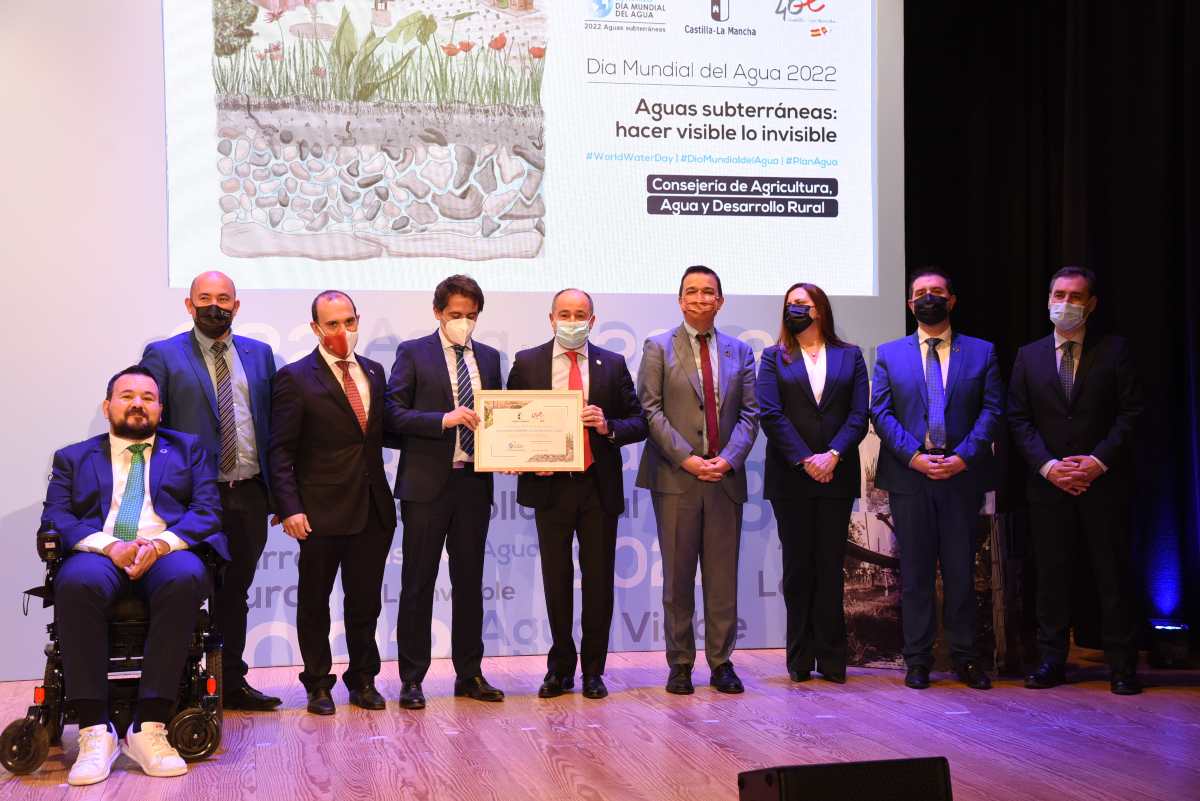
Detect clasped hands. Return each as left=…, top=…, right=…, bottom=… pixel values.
left=911, top=452, right=968, bottom=480
left=682, top=454, right=731, bottom=482
left=1046, top=455, right=1103, bottom=495
left=103, top=538, right=168, bottom=579
left=801, top=451, right=840, bottom=483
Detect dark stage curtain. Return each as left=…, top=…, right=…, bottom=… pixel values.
left=904, top=1, right=1200, bottom=644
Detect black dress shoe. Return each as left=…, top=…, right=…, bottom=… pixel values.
left=538, top=673, right=574, bottom=698
left=454, top=675, right=505, bottom=702
left=1024, top=663, right=1067, bottom=690
left=905, top=665, right=931, bottom=690
left=665, top=666, right=694, bottom=695
left=955, top=661, right=992, bottom=690
left=817, top=663, right=847, bottom=684
left=306, top=687, right=335, bottom=715
left=788, top=669, right=812, bottom=683
left=581, top=675, right=608, bottom=699
left=224, top=682, right=283, bottom=711
left=1110, top=672, right=1143, bottom=696
left=710, top=662, right=744, bottom=694
left=398, top=681, right=426, bottom=710
left=348, top=683, right=386, bottom=710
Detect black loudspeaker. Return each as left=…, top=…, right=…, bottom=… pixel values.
left=738, top=757, right=953, bottom=801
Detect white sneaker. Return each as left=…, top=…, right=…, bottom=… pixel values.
left=68, top=723, right=119, bottom=786
left=122, top=721, right=188, bottom=778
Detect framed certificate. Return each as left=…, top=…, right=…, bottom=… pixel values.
left=473, top=389, right=585, bottom=472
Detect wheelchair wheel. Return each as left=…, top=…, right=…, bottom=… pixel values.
left=167, top=708, right=220, bottom=762
left=0, top=718, right=50, bottom=775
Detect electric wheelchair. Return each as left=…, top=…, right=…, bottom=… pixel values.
left=0, top=525, right=224, bottom=775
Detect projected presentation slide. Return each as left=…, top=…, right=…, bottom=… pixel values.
left=164, top=0, right=875, bottom=296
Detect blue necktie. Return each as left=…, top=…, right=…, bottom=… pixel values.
left=925, top=338, right=947, bottom=449
left=1059, top=340, right=1075, bottom=400
left=113, top=443, right=150, bottom=542
left=453, top=345, right=475, bottom=456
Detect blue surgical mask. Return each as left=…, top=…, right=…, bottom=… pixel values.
left=555, top=321, right=591, bottom=350
left=1049, top=301, right=1087, bottom=332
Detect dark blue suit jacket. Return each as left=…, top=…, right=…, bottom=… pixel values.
left=41, top=428, right=229, bottom=560
left=870, top=332, right=1005, bottom=495
left=757, top=343, right=870, bottom=500
left=140, top=331, right=275, bottom=493
left=385, top=331, right=503, bottom=503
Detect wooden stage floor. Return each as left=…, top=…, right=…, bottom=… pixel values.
left=0, top=648, right=1196, bottom=801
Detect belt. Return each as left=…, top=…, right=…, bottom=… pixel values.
left=221, top=474, right=262, bottom=489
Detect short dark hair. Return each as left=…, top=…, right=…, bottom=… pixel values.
left=106, top=366, right=159, bottom=400
left=906, top=267, right=954, bottom=299
left=1048, top=266, right=1097, bottom=295
left=678, top=265, right=723, bottom=298
left=434, top=275, right=485, bottom=312
left=550, top=288, right=595, bottom=315
left=310, top=290, right=358, bottom=322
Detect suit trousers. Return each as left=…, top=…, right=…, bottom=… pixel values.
left=652, top=480, right=743, bottom=670
left=1030, top=492, right=1137, bottom=672
left=534, top=470, right=618, bottom=678
left=213, top=477, right=269, bottom=687
left=296, top=499, right=393, bottom=692
left=396, top=468, right=492, bottom=683
left=771, top=495, right=854, bottom=674
left=55, top=551, right=211, bottom=703
left=889, top=481, right=983, bottom=669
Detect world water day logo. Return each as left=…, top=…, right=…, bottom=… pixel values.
left=592, top=0, right=615, bottom=18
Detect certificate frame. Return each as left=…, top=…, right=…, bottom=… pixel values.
left=473, top=389, right=585, bottom=472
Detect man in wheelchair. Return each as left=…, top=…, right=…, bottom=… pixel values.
left=39, top=366, right=229, bottom=785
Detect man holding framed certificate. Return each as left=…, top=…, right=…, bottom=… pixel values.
left=505, top=289, right=648, bottom=701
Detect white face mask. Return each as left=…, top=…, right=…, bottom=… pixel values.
left=442, top=317, right=476, bottom=346
left=1049, top=301, right=1087, bottom=332
left=554, top=321, right=591, bottom=350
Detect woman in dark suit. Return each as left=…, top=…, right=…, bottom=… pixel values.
left=756, top=282, right=869, bottom=683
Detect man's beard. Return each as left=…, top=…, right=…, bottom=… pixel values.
left=111, top=411, right=156, bottom=440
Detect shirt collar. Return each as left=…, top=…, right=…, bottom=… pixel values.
left=683, top=321, right=717, bottom=340
left=318, top=343, right=358, bottom=368
left=109, top=431, right=156, bottom=455
left=552, top=340, right=589, bottom=360
left=918, top=326, right=953, bottom=346
left=193, top=326, right=233, bottom=352
left=1053, top=326, right=1086, bottom=349
left=437, top=327, right=473, bottom=352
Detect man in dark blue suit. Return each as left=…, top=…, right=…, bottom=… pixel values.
left=871, top=269, right=1004, bottom=690
left=506, top=289, right=648, bottom=700
left=1008, top=267, right=1144, bottom=695
left=41, top=367, right=228, bottom=785
left=140, top=271, right=280, bottom=711
left=385, top=275, right=505, bottom=709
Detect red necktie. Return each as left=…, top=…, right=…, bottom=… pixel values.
left=697, top=333, right=720, bottom=458
left=567, top=351, right=594, bottom=470
left=336, top=360, right=368, bottom=433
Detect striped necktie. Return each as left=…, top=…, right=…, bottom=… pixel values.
left=211, top=340, right=238, bottom=476
left=453, top=345, right=475, bottom=456
left=113, top=443, right=150, bottom=542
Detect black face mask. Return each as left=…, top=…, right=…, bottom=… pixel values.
left=784, top=304, right=814, bottom=335
left=194, top=304, right=234, bottom=338
left=912, top=294, right=949, bottom=325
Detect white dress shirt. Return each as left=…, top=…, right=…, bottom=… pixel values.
left=683, top=322, right=721, bottom=455
left=439, top=328, right=482, bottom=463
left=552, top=340, right=590, bottom=400
left=802, top=343, right=827, bottom=405
left=1038, top=325, right=1107, bottom=478
left=74, top=434, right=187, bottom=554
left=318, top=343, right=371, bottom=417
left=193, top=327, right=260, bottom=481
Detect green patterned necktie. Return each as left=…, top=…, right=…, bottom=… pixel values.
left=113, top=443, right=151, bottom=542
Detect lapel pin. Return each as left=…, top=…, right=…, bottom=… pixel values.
left=595, top=359, right=602, bottom=365
left=159, top=448, right=168, bottom=454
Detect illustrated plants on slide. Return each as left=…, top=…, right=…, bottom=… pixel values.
left=212, top=0, right=546, bottom=261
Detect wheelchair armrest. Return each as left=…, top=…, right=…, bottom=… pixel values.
left=36, top=530, right=63, bottom=566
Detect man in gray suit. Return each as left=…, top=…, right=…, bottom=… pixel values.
left=636, top=265, right=760, bottom=694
